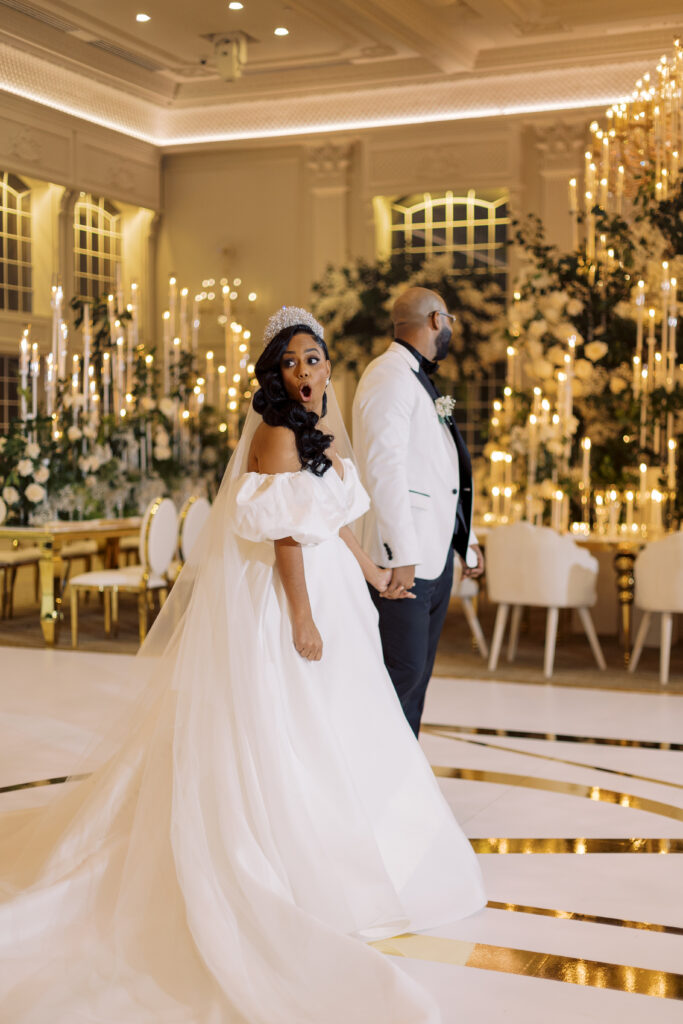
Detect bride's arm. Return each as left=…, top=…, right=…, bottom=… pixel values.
left=255, top=424, right=323, bottom=662
left=339, top=526, right=393, bottom=595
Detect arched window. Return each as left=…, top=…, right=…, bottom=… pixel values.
left=73, top=193, right=122, bottom=300
left=386, top=189, right=509, bottom=287
left=0, top=171, right=32, bottom=313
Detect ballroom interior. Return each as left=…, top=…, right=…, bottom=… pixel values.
left=1, top=1, right=683, bottom=1020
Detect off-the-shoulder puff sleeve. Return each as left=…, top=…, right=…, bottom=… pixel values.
left=229, top=466, right=369, bottom=545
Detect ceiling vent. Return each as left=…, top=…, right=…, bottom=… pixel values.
left=0, top=0, right=78, bottom=33
left=87, top=38, right=166, bottom=73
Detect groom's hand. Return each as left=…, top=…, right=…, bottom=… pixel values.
left=460, top=544, right=485, bottom=579
left=383, top=565, right=416, bottom=600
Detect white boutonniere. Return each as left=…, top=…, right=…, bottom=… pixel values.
left=435, top=395, right=456, bottom=422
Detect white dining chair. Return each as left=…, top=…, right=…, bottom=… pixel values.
left=69, top=496, right=178, bottom=646
left=451, top=573, right=489, bottom=659
left=0, top=542, right=41, bottom=619
left=167, top=496, right=211, bottom=582
left=629, top=533, right=683, bottom=685
left=486, top=522, right=606, bottom=679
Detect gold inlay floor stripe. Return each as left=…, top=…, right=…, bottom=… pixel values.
left=487, top=900, right=683, bottom=936
left=422, top=722, right=683, bottom=752
left=372, top=934, right=683, bottom=999
left=424, top=727, right=683, bottom=791
left=433, top=766, right=683, bottom=823
left=471, top=837, right=683, bottom=854
left=0, top=773, right=89, bottom=795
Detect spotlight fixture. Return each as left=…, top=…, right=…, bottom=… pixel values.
left=136, top=13, right=151, bottom=22
left=228, top=1, right=244, bottom=7
left=274, top=27, right=289, bottom=36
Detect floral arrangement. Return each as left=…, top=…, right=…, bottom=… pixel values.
left=311, top=252, right=506, bottom=391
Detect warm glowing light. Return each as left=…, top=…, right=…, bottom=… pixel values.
left=248, top=292, right=257, bottom=301
left=274, top=26, right=289, bottom=36
left=228, top=1, right=243, bottom=7
left=229, top=400, right=238, bottom=410
left=136, top=12, right=150, bottom=22
left=233, top=373, right=240, bottom=383
left=219, top=422, right=228, bottom=432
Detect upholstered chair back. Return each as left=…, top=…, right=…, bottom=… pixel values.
left=486, top=521, right=599, bottom=609
left=635, top=533, right=683, bottom=613
left=139, top=497, right=178, bottom=576
left=179, top=497, right=211, bottom=563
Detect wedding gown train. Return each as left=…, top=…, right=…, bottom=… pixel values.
left=0, top=458, right=485, bottom=1023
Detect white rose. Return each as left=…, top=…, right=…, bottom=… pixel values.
left=34, top=465, right=49, bottom=484
left=2, top=486, right=19, bottom=506
left=26, top=442, right=41, bottom=459
left=527, top=319, right=548, bottom=341
left=83, top=425, right=98, bottom=440
left=584, top=341, right=608, bottom=362
left=153, top=446, right=172, bottom=461
left=67, top=426, right=83, bottom=443
left=547, top=345, right=566, bottom=367
left=25, top=482, right=45, bottom=503
left=0, top=496, right=5, bottom=524
left=571, top=378, right=585, bottom=397
left=574, top=358, right=594, bottom=381
left=566, top=298, right=584, bottom=316
left=610, top=376, right=628, bottom=395
left=159, top=397, right=175, bottom=418
left=155, top=428, right=169, bottom=446
left=533, top=358, right=553, bottom=380
left=62, top=393, right=73, bottom=409
left=546, top=440, right=565, bottom=457
left=17, top=459, right=33, bottom=477
left=525, top=339, right=544, bottom=360
left=85, top=476, right=98, bottom=489
left=539, top=479, right=556, bottom=500
left=141, top=396, right=156, bottom=412
left=202, top=447, right=218, bottom=466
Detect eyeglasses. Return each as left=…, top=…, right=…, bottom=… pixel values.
left=431, top=310, right=455, bottom=322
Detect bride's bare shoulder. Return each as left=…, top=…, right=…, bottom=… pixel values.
left=248, top=423, right=300, bottom=473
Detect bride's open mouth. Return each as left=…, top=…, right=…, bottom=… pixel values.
left=298, top=384, right=313, bottom=402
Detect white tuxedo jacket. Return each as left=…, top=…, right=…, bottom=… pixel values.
left=352, top=341, right=477, bottom=581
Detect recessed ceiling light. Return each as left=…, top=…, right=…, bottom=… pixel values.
left=136, top=13, right=151, bottom=22
left=228, top=2, right=243, bottom=8
left=274, top=26, right=289, bottom=36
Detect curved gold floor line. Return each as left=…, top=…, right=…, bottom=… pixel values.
left=0, top=773, right=90, bottom=794
left=471, top=837, right=683, bottom=854
left=372, top=933, right=683, bottom=998
left=433, top=766, right=683, bottom=823
left=487, top=900, right=683, bottom=936
left=422, top=722, right=683, bottom=752
left=424, top=727, right=683, bottom=791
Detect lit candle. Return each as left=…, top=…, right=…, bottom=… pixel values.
left=82, top=302, right=91, bottom=414
left=206, top=350, right=215, bottom=406
left=647, top=308, right=656, bottom=386
left=19, top=329, right=29, bottom=420
left=633, top=355, right=641, bottom=397
left=635, top=280, right=645, bottom=368
left=625, top=490, right=634, bottom=529
left=30, top=342, right=39, bottom=419
left=581, top=436, right=591, bottom=493
left=616, top=165, right=624, bottom=215
left=192, top=295, right=200, bottom=354
left=168, top=276, right=177, bottom=342
left=102, top=352, right=111, bottom=417
left=528, top=414, right=538, bottom=487
left=506, top=346, right=516, bottom=388
left=162, top=310, right=171, bottom=394
left=180, top=287, right=188, bottom=350
left=668, top=438, right=678, bottom=491
left=568, top=177, right=579, bottom=250
left=650, top=489, right=663, bottom=533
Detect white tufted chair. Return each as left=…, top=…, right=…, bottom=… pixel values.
left=68, top=496, right=178, bottom=646
left=486, top=522, right=606, bottom=679
left=168, top=496, right=211, bottom=582
left=629, top=533, right=683, bottom=685
left=451, top=573, right=489, bottom=659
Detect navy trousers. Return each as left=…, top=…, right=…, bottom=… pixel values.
left=370, top=548, right=454, bottom=738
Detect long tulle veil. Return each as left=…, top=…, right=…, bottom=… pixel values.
left=0, top=384, right=443, bottom=1024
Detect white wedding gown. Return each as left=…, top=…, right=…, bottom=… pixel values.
left=0, top=457, right=485, bottom=1023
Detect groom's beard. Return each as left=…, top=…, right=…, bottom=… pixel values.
left=434, top=326, right=452, bottom=362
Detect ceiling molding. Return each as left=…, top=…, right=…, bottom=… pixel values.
left=0, top=38, right=645, bottom=147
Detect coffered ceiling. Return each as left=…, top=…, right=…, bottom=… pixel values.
left=0, top=0, right=681, bottom=144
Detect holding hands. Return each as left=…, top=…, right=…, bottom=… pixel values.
left=382, top=564, right=416, bottom=601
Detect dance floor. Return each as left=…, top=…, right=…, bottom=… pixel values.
left=1, top=647, right=682, bottom=1021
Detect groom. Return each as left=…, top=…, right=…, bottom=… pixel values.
left=352, top=286, right=484, bottom=737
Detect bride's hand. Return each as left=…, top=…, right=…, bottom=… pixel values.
left=365, top=565, right=391, bottom=593
left=292, top=616, right=323, bottom=661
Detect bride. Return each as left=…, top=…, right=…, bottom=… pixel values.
left=0, top=307, right=485, bottom=1023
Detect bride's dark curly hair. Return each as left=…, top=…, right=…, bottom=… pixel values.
left=253, top=324, right=333, bottom=477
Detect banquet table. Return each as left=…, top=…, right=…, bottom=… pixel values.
left=0, top=518, right=141, bottom=645
left=473, top=524, right=648, bottom=665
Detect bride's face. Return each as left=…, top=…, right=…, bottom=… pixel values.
left=280, top=333, right=331, bottom=413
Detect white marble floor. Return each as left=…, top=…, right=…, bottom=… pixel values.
left=1, top=648, right=682, bottom=1021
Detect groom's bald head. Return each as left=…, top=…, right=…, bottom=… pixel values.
left=392, top=287, right=445, bottom=331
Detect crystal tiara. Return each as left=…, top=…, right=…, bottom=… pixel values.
left=262, top=306, right=325, bottom=347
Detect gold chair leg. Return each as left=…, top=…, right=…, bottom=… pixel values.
left=111, top=588, right=119, bottom=636
left=8, top=567, right=17, bottom=618
left=104, top=589, right=111, bottom=635
left=34, top=562, right=40, bottom=602
left=138, top=590, right=148, bottom=644
left=0, top=567, right=6, bottom=619
left=158, top=587, right=168, bottom=608
left=71, top=588, right=78, bottom=649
